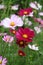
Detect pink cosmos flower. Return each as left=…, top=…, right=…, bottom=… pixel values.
left=1, top=14, right=23, bottom=29
left=33, top=17, right=43, bottom=25
left=0, top=56, right=7, bottom=65
left=18, top=8, right=33, bottom=16
left=2, top=35, right=14, bottom=43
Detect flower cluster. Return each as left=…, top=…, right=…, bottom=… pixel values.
left=0, top=1, right=43, bottom=64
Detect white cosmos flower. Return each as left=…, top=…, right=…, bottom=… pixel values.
left=28, top=21, right=32, bottom=26
left=11, top=5, right=19, bottom=10
left=25, top=18, right=32, bottom=26
left=28, top=44, right=39, bottom=51
left=34, top=26, right=41, bottom=34
left=29, top=1, right=42, bottom=10
left=0, top=4, right=5, bottom=9
left=1, top=14, right=23, bottom=29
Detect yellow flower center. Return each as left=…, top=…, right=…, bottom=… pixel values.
left=20, top=41, right=23, bottom=45
left=0, top=60, right=2, bottom=64
left=6, top=38, right=10, bottom=41
left=13, top=30, right=16, bottom=34
left=23, top=34, right=28, bottom=38
left=20, top=53, right=22, bottom=55
left=24, top=11, right=27, bottom=15
left=10, top=22, right=15, bottom=26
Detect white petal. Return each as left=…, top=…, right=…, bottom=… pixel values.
left=28, top=44, right=32, bottom=49
left=28, top=44, right=39, bottom=51
left=35, top=47, right=39, bottom=50
left=34, top=27, right=41, bottom=34
left=28, top=12, right=34, bottom=17
left=11, top=5, right=19, bottom=10
left=29, top=2, right=38, bottom=10
left=32, top=45, right=36, bottom=50
left=39, top=12, right=43, bottom=16
left=0, top=4, right=5, bottom=9
left=28, top=21, right=32, bottom=26
left=1, top=18, right=11, bottom=28
left=22, top=15, right=26, bottom=20
left=37, top=3, right=42, bottom=10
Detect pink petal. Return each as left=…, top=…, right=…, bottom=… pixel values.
left=0, top=56, right=2, bottom=60
left=2, top=58, right=7, bottom=64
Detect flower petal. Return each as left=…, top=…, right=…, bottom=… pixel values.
left=11, top=14, right=23, bottom=26
left=1, top=18, right=11, bottom=28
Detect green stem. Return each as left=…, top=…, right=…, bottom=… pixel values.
left=6, top=0, right=12, bottom=17
left=25, top=0, right=28, bottom=8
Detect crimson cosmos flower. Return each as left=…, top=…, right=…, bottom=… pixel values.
left=18, top=8, right=33, bottom=16
left=15, top=28, right=35, bottom=42
left=10, top=29, right=16, bottom=34
left=18, top=50, right=25, bottom=56
left=17, top=40, right=28, bottom=48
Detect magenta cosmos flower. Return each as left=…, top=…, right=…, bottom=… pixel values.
left=1, top=14, right=23, bottom=29
left=18, top=8, right=33, bottom=16
left=2, top=35, right=14, bottom=43
left=15, top=28, right=35, bottom=42
left=0, top=56, right=7, bottom=65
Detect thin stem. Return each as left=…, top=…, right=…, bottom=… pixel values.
left=6, top=0, right=12, bottom=17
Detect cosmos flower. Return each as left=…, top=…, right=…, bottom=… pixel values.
left=11, top=4, right=19, bottom=10
left=25, top=18, right=32, bottom=26
left=2, top=35, right=14, bottom=43
left=10, top=29, right=16, bottom=34
left=33, top=17, right=43, bottom=25
left=16, top=40, right=28, bottom=48
left=0, top=56, right=7, bottom=65
left=18, top=8, right=33, bottom=16
left=1, top=14, right=23, bottom=29
left=28, top=44, right=39, bottom=51
left=34, top=26, right=41, bottom=34
left=29, top=1, right=42, bottom=10
left=18, top=50, right=25, bottom=56
left=15, top=28, right=35, bottom=42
